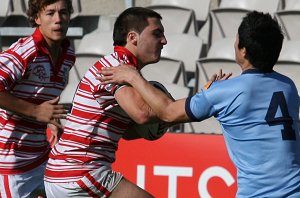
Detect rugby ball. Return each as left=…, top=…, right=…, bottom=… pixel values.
left=112, top=81, right=171, bottom=140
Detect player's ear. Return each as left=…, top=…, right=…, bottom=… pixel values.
left=127, top=31, right=138, bottom=45
left=241, top=47, right=247, bottom=58
left=35, top=14, right=41, bottom=26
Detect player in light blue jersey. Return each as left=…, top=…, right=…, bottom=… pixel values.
left=98, top=11, right=300, bottom=197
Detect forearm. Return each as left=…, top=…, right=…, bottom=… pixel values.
left=99, top=65, right=189, bottom=123
left=0, top=91, right=37, bottom=118
left=128, top=74, right=174, bottom=122
left=115, top=85, right=158, bottom=124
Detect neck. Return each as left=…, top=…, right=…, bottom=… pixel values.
left=240, top=60, right=255, bottom=72
left=46, top=43, right=62, bottom=65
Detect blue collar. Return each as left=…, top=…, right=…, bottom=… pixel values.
left=242, top=68, right=273, bottom=75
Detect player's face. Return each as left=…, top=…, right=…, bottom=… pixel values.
left=135, top=17, right=167, bottom=66
left=35, top=0, right=70, bottom=46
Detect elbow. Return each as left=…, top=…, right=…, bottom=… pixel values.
left=132, top=116, right=150, bottom=125
left=131, top=112, right=152, bottom=125
left=134, top=112, right=174, bottom=124
left=158, top=113, right=176, bottom=123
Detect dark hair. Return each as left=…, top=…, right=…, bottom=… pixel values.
left=238, top=11, right=284, bottom=72
left=113, top=7, right=162, bottom=46
left=27, top=0, right=73, bottom=27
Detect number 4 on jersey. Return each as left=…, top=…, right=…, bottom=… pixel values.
left=265, top=91, right=296, bottom=140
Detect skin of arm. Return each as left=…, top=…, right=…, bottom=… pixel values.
left=98, top=65, right=232, bottom=124
left=0, top=91, right=68, bottom=127
left=99, top=66, right=190, bottom=124
left=114, top=85, right=158, bottom=124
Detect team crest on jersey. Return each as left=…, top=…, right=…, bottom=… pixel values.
left=31, top=64, right=49, bottom=81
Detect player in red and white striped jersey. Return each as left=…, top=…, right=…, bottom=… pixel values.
left=0, top=0, right=75, bottom=197
left=44, top=7, right=167, bottom=197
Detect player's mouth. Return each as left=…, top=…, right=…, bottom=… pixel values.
left=53, top=28, right=65, bottom=34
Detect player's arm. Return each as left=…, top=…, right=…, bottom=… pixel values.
left=0, top=91, right=67, bottom=127
left=0, top=53, right=68, bottom=127
left=114, top=85, right=157, bottom=124
left=100, top=66, right=190, bottom=124
left=99, top=66, right=231, bottom=124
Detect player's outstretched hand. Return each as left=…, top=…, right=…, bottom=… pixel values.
left=97, top=63, right=140, bottom=85
left=204, top=69, right=232, bottom=90
left=210, top=69, right=232, bottom=81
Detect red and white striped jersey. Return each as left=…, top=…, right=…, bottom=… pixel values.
left=45, top=46, right=138, bottom=183
left=0, top=28, right=75, bottom=174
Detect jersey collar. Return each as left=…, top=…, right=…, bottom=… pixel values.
left=32, top=27, right=70, bottom=55
left=242, top=68, right=273, bottom=74
left=114, top=46, right=138, bottom=69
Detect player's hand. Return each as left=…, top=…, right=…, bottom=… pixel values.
left=33, top=97, right=69, bottom=127
left=204, top=69, right=232, bottom=90
left=47, top=122, right=63, bottom=148
left=97, top=63, right=140, bottom=84
left=210, top=69, right=232, bottom=81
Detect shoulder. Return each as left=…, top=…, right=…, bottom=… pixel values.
left=7, top=36, right=37, bottom=62
left=272, top=71, right=295, bottom=84
left=89, top=52, right=120, bottom=72
left=206, top=76, right=243, bottom=94
left=198, top=77, right=245, bottom=108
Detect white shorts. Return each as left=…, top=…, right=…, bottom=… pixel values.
left=45, top=167, right=123, bottom=198
left=0, top=162, right=46, bottom=198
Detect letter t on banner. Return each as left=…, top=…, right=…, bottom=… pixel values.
left=154, top=166, right=193, bottom=198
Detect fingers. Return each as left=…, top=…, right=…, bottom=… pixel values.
left=46, top=104, right=70, bottom=121
left=98, top=74, right=113, bottom=81
left=216, top=69, right=226, bottom=80
left=62, top=104, right=72, bottom=113
left=51, top=105, right=69, bottom=120
left=96, top=64, right=138, bottom=85
left=214, top=69, right=232, bottom=81
left=52, top=114, right=67, bottom=119
left=218, top=72, right=232, bottom=80
left=209, top=74, right=217, bottom=82
left=224, top=72, right=233, bottom=80
left=53, top=104, right=71, bottom=112
left=98, top=64, right=137, bottom=75
left=53, top=104, right=64, bottom=110
left=217, top=69, right=223, bottom=80
left=98, top=67, right=114, bottom=75
left=96, top=68, right=114, bottom=83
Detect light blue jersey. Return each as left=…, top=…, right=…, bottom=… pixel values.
left=186, top=69, right=300, bottom=197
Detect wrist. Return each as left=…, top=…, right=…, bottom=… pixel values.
left=129, top=71, right=142, bottom=85
left=28, top=104, right=38, bottom=119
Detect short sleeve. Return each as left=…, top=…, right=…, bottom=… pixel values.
left=185, top=90, right=216, bottom=121
left=0, top=51, right=26, bottom=91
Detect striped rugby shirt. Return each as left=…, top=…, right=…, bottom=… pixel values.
left=45, top=46, right=137, bottom=183
left=0, top=28, right=75, bottom=174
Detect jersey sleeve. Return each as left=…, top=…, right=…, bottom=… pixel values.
left=0, top=51, right=26, bottom=92
left=185, top=89, right=216, bottom=121
left=89, top=60, right=122, bottom=95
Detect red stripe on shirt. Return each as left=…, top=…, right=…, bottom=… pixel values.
left=4, top=175, right=12, bottom=198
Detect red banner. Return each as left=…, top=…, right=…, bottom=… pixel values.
left=113, top=133, right=237, bottom=198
